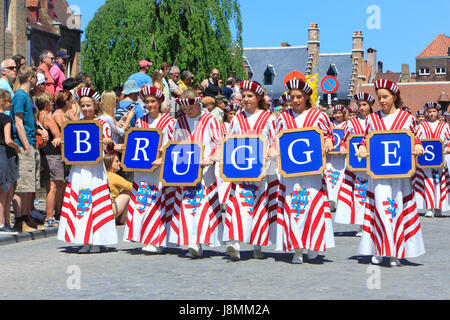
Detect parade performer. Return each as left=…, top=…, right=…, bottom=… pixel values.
left=57, top=88, right=118, bottom=254
left=276, top=79, right=335, bottom=264
left=325, top=104, right=347, bottom=209
left=347, top=106, right=358, bottom=120
left=279, top=94, right=292, bottom=111
left=414, top=102, right=450, bottom=218
left=335, top=93, right=374, bottom=235
left=223, top=80, right=277, bottom=261
left=123, top=86, right=176, bottom=254
left=415, top=110, right=426, bottom=125
left=356, top=79, right=426, bottom=267
left=168, top=89, right=224, bottom=258
left=218, top=103, right=239, bottom=205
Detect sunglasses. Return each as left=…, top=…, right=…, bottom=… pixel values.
left=46, top=57, right=55, bottom=61
left=5, top=66, right=17, bottom=70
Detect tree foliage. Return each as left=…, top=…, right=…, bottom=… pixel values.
left=81, top=0, right=244, bottom=91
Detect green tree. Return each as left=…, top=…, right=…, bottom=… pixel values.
left=81, top=0, right=244, bottom=91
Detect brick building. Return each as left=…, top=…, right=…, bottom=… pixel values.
left=416, top=34, right=450, bottom=82
left=1, top=0, right=82, bottom=77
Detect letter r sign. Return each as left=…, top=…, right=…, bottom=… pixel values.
left=62, top=121, right=103, bottom=165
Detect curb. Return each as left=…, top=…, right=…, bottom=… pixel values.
left=0, top=226, right=58, bottom=246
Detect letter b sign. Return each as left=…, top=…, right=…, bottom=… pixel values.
left=62, top=121, right=103, bottom=164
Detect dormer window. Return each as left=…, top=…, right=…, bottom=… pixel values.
left=264, top=64, right=275, bottom=85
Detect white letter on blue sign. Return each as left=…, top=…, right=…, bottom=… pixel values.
left=288, top=139, right=313, bottom=165
left=230, top=145, right=256, bottom=170
left=352, top=142, right=363, bottom=162
left=132, top=138, right=150, bottom=161
left=172, top=151, right=194, bottom=175
left=424, top=145, right=435, bottom=161
left=381, top=141, right=401, bottom=167
left=74, top=130, right=91, bottom=154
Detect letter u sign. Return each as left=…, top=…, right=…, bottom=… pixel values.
left=62, top=121, right=103, bottom=165
left=160, top=142, right=204, bottom=186
left=367, top=130, right=415, bottom=179
left=220, top=135, right=266, bottom=182
left=277, top=127, right=326, bottom=178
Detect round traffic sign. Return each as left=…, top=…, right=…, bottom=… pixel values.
left=321, top=76, right=339, bottom=94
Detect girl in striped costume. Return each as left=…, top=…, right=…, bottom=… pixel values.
left=276, top=79, right=335, bottom=264
left=123, top=86, right=176, bottom=254
left=168, top=89, right=224, bottom=258
left=356, top=79, right=426, bottom=267
left=414, top=102, right=450, bottom=218
left=335, top=93, right=374, bottom=235
left=325, top=105, right=347, bottom=210
left=224, top=80, right=278, bottom=261
left=57, top=88, right=118, bottom=254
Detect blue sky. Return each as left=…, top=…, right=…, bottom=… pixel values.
left=68, top=0, right=450, bottom=73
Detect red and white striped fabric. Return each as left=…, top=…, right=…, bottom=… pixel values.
left=57, top=164, right=117, bottom=245
left=123, top=114, right=176, bottom=247
left=239, top=80, right=265, bottom=97
left=140, top=86, right=165, bottom=102
left=168, top=110, right=224, bottom=247
left=413, top=120, right=450, bottom=211
left=76, top=87, right=101, bottom=101
left=374, top=78, right=400, bottom=96
left=325, top=120, right=347, bottom=203
left=335, top=117, right=368, bottom=225
left=223, top=109, right=277, bottom=246
left=275, top=108, right=335, bottom=252
left=358, top=108, right=425, bottom=259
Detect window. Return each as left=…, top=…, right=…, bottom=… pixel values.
left=436, top=67, right=447, bottom=75
left=419, top=68, right=430, bottom=75
left=264, top=65, right=275, bottom=86
left=4, top=0, right=11, bottom=30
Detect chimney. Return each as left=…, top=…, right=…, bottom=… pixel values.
left=307, top=23, right=320, bottom=73
left=378, top=61, right=383, bottom=74
left=400, top=64, right=410, bottom=83
left=366, top=48, right=377, bottom=81
left=352, top=31, right=365, bottom=85
left=281, top=42, right=291, bottom=47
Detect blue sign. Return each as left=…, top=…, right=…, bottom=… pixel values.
left=367, top=130, right=415, bottom=179
left=329, top=128, right=344, bottom=154
left=221, top=136, right=266, bottom=182
left=160, top=142, right=203, bottom=186
left=122, top=129, right=162, bottom=172
left=277, top=128, right=326, bottom=178
left=347, top=135, right=367, bottom=171
left=417, top=140, right=444, bottom=168
left=62, top=121, right=103, bottom=165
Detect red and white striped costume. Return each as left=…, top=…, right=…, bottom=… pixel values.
left=358, top=109, right=425, bottom=259
left=168, top=110, right=224, bottom=247
left=413, top=120, right=450, bottom=212
left=223, top=109, right=278, bottom=246
left=57, top=119, right=117, bottom=245
left=123, top=113, right=177, bottom=247
left=275, top=108, right=335, bottom=252
left=325, top=120, right=347, bottom=204
left=335, top=117, right=369, bottom=225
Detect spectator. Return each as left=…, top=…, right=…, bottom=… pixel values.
left=0, top=59, right=16, bottom=100
left=128, top=59, right=153, bottom=88
left=73, top=72, right=92, bottom=87
left=50, top=51, right=70, bottom=93
left=201, top=68, right=221, bottom=98
left=53, top=90, right=73, bottom=128
left=11, top=66, right=45, bottom=232
left=30, top=73, right=46, bottom=98
left=99, top=91, right=126, bottom=144
left=11, top=54, right=26, bottom=91
left=37, top=50, right=56, bottom=96
left=114, top=80, right=142, bottom=127
left=193, top=84, right=204, bottom=98
left=160, top=62, right=172, bottom=116
left=0, top=90, right=20, bottom=235
left=168, top=66, right=183, bottom=116
left=104, top=152, right=131, bottom=225
left=151, top=70, right=163, bottom=90
left=178, top=71, right=194, bottom=91
left=211, top=95, right=227, bottom=122
left=36, top=92, right=64, bottom=228
left=230, top=92, right=243, bottom=107
left=222, top=77, right=235, bottom=100
left=201, top=96, right=215, bottom=113
left=62, top=78, right=76, bottom=91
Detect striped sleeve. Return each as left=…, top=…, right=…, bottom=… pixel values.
left=317, top=111, right=334, bottom=139
left=208, top=116, right=223, bottom=157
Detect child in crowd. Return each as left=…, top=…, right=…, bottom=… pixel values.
left=0, top=90, right=20, bottom=234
